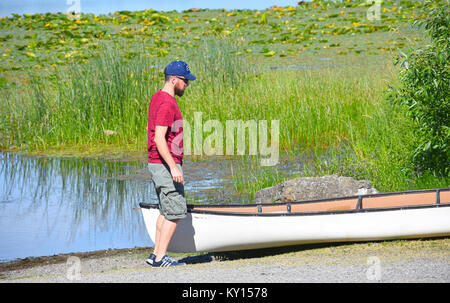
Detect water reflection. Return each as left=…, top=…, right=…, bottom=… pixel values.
left=0, top=152, right=236, bottom=262
left=0, top=153, right=151, bottom=261
left=0, top=151, right=305, bottom=262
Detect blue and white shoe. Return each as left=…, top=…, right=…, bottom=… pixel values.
left=152, top=255, right=186, bottom=267
left=146, top=253, right=156, bottom=265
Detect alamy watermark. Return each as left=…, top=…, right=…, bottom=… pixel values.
left=367, top=0, right=382, bottom=21
left=65, top=0, right=81, bottom=20
left=66, top=256, right=81, bottom=281
left=171, top=112, right=280, bottom=166
left=366, top=256, right=382, bottom=281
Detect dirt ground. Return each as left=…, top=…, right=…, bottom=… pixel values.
left=1, top=237, right=449, bottom=283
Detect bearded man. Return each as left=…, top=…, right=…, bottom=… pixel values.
left=146, top=61, right=196, bottom=267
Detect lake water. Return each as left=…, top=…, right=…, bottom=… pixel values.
left=0, top=152, right=241, bottom=262
left=0, top=0, right=300, bottom=17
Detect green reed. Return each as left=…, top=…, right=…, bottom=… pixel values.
left=2, top=42, right=159, bottom=150
left=1, top=38, right=447, bottom=194
left=1, top=40, right=385, bottom=152
left=0, top=39, right=251, bottom=151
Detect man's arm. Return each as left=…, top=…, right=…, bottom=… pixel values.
left=154, top=125, right=183, bottom=183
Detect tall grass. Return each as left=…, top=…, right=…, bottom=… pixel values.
left=51, top=45, right=159, bottom=147
left=1, top=43, right=161, bottom=150
left=1, top=38, right=447, bottom=194
left=0, top=39, right=252, bottom=151
left=1, top=39, right=392, bottom=153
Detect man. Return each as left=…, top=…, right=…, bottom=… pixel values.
left=146, top=61, right=196, bottom=267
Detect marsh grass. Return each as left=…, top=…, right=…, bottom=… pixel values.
left=1, top=37, right=448, bottom=196
left=2, top=39, right=394, bottom=152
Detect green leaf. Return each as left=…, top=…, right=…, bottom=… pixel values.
left=259, top=13, right=268, bottom=25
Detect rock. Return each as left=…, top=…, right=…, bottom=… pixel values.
left=253, top=175, right=378, bottom=204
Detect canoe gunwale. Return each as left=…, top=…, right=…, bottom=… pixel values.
left=139, top=187, right=450, bottom=217
left=140, top=202, right=450, bottom=217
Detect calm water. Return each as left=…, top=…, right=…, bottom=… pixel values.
left=0, top=0, right=300, bottom=17
left=0, top=152, right=237, bottom=262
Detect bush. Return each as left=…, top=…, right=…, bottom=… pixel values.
left=388, top=1, right=450, bottom=177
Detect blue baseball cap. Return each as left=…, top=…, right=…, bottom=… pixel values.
left=164, top=60, right=196, bottom=81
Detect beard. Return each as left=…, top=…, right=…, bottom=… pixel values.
left=174, top=86, right=185, bottom=97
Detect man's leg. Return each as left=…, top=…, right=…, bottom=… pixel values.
left=148, top=163, right=186, bottom=263
left=153, top=214, right=164, bottom=255
left=154, top=217, right=179, bottom=261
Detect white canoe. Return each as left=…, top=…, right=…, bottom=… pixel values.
left=139, top=188, right=450, bottom=253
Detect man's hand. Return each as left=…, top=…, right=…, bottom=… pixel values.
left=154, top=125, right=183, bottom=183
left=170, top=165, right=183, bottom=184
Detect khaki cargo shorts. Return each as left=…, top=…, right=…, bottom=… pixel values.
left=148, top=163, right=187, bottom=221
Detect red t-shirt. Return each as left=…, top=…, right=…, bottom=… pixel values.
left=147, top=90, right=183, bottom=165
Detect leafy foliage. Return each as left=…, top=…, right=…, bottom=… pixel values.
left=388, top=1, right=450, bottom=177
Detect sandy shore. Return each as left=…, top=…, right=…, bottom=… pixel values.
left=1, top=238, right=449, bottom=283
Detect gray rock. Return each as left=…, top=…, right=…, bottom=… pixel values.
left=253, top=175, right=378, bottom=203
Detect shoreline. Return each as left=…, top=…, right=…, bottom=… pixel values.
left=1, top=237, right=449, bottom=282
left=0, top=247, right=154, bottom=272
